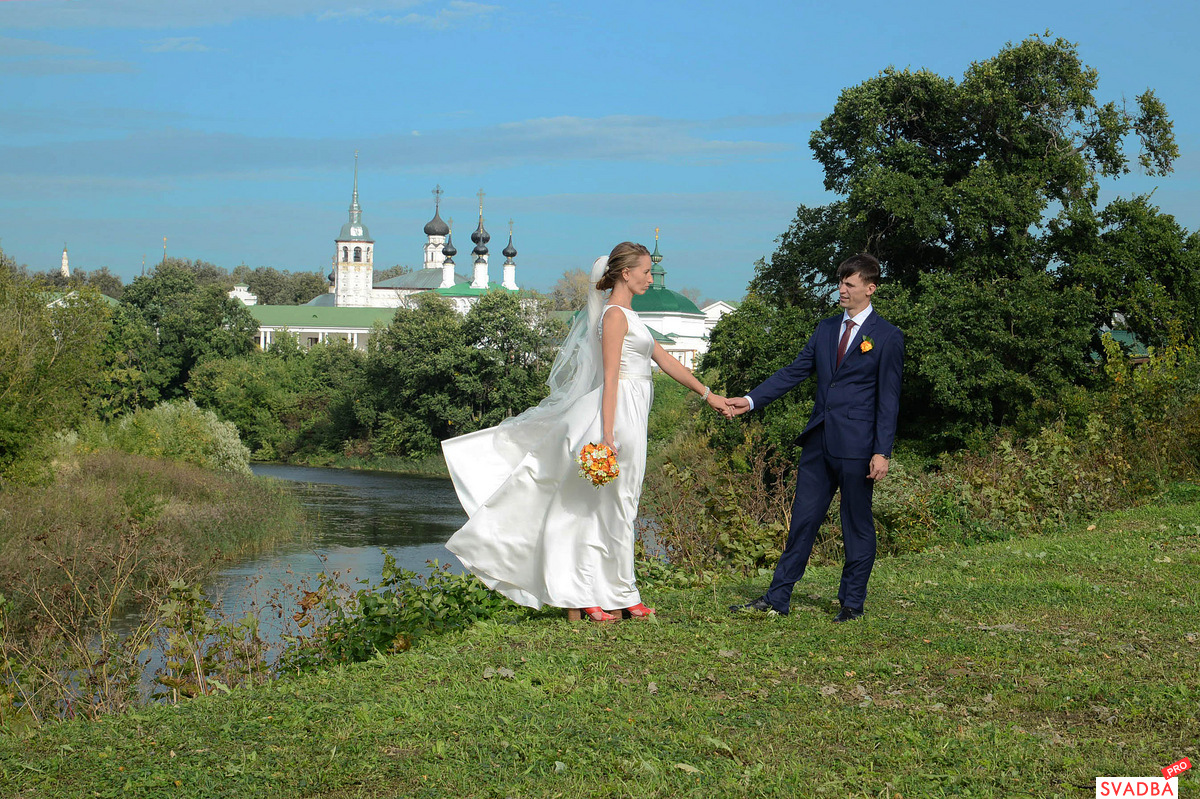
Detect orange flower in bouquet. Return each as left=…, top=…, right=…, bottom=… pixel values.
left=577, top=442, right=620, bottom=488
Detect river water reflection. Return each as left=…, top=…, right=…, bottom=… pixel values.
left=188, top=464, right=467, bottom=631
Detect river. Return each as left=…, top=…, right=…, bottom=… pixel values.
left=203, top=463, right=467, bottom=619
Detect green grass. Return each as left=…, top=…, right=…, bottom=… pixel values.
left=1, top=498, right=1197, bottom=798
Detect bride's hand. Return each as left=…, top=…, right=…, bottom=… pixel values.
left=603, top=433, right=618, bottom=452
left=706, top=392, right=728, bottom=414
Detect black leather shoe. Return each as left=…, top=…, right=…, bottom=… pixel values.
left=832, top=606, right=864, bottom=623
left=730, top=597, right=786, bottom=616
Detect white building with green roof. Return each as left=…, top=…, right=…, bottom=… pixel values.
left=629, top=236, right=721, bottom=369
left=240, top=162, right=526, bottom=349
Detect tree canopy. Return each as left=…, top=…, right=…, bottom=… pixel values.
left=729, top=34, right=1187, bottom=445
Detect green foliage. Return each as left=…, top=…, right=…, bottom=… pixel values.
left=365, top=292, right=562, bottom=458
left=234, top=264, right=330, bottom=305
left=0, top=268, right=112, bottom=481
left=726, top=34, right=1186, bottom=443
left=79, top=399, right=253, bottom=475
left=153, top=580, right=268, bottom=701
left=282, top=555, right=514, bottom=671
left=365, top=294, right=469, bottom=456
left=120, top=262, right=257, bottom=399
left=458, top=291, right=566, bottom=428
left=90, top=303, right=165, bottom=419
left=0, top=449, right=301, bottom=723
left=653, top=334, right=1200, bottom=571
left=1055, top=195, right=1200, bottom=351
left=876, top=272, right=1098, bottom=443
left=700, top=295, right=822, bottom=458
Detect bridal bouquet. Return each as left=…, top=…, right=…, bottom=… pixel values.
left=577, top=442, right=620, bottom=488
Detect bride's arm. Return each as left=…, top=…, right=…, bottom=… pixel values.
left=651, top=343, right=727, bottom=412
left=600, top=307, right=628, bottom=450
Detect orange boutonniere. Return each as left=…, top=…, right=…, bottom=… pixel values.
left=860, top=336, right=874, bottom=353
left=577, top=442, right=620, bottom=488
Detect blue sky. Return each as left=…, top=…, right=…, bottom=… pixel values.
left=1, top=0, right=1197, bottom=301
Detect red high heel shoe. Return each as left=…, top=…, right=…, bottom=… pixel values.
left=566, top=606, right=619, bottom=623
left=623, top=603, right=655, bottom=618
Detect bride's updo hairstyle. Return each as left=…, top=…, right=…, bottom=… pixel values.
left=596, top=241, right=651, bottom=292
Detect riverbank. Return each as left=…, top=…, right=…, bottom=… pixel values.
left=0, top=450, right=304, bottom=640
left=279, top=451, right=449, bottom=478
left=2, top=493, right=1195, bottom=797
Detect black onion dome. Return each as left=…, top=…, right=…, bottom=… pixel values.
left=502, top=234, right=517, bottom=259
left=470, top=218, right=490, bottom=246
left=473, top=240, right=488, bottom=256
left=441, top=232, right=457, bottom=258
left=424, top=207, right=450, bottom=236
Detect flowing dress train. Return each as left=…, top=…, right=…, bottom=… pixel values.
left=442, top=305, right=654, bottom=609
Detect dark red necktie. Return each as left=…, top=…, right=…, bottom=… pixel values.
left=836, top=319, right=855, bottom=367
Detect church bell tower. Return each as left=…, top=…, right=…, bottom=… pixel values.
left=333, top=152, right=375, bottom=307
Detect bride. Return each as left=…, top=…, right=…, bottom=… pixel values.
left=442, top=242, right=727, bottom=622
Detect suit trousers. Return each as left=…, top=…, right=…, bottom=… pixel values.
left=764, top=426, right=876, bottom=612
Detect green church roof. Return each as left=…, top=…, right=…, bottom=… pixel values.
left=435, top=281, right=519, bottom=298
left=249, top=305, right=398, bottom=328
left=631, top=286, right=702, bottom=315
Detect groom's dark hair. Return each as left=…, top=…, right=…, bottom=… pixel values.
left=836, top=253, right=881, bottom=287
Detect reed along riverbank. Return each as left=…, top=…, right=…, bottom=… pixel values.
left=0, top=449, right=304, bottom=641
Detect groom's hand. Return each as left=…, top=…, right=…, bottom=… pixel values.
left=868, top=454, right=890, bottom=481
left=724, top=397, right=750, bottom=419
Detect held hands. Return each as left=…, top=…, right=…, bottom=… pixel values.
left=721, top=396, right=750, bottom=419
left=704, top=391, right=729, bottom=415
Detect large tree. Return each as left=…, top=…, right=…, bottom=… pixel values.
left=0, top=269, right=111, bottom=478
left=734, top=34, right=1180, bottom=443
left=121, top=262, right=257, bottom=399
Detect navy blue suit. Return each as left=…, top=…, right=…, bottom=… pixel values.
left=748, top=309, right=903, bottom=612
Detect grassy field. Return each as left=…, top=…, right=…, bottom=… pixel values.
left=1, top=495, right=1196, bottom=798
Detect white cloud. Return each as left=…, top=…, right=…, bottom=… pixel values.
left=0, top=114, right=794, bottom=179
left=379, top=1, right=500, bottom=30
left=0, top=58, right=137, bottom=76
left=143, top=36, right=210, bottom=53
left=0, top=0, right=424, bottom=29
left=0, top=106, right=190, bottom=135
left=0, top=35, right=93, bottom=57
left=0, top=35, right=136, bottom=75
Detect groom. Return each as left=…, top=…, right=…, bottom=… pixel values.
left=725, top=253, right=903, bottom=622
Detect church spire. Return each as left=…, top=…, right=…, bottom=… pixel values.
left=337, top=152, right=372, bottom=242
left=650, top=227, right=665, bottom=287
left=349, top=150, right=362, bottom=225
left=470, top=188, right=490, bottom=288
left=501, top=219, right=518, bottom=291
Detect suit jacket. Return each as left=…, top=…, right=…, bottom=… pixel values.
left=748, top=310, right=904, bottom=460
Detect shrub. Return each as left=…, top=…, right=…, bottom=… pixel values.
left=79, top=399, right=252, bottom=475
left=280, top=555, right=515, bottom=672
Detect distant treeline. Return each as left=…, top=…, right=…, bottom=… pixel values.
left=0, top=252, right=563, bottom=481
left=15, top=255, right=419, bottom=307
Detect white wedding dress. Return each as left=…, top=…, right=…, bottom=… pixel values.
left=442, top=304, right=654, bottom=609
